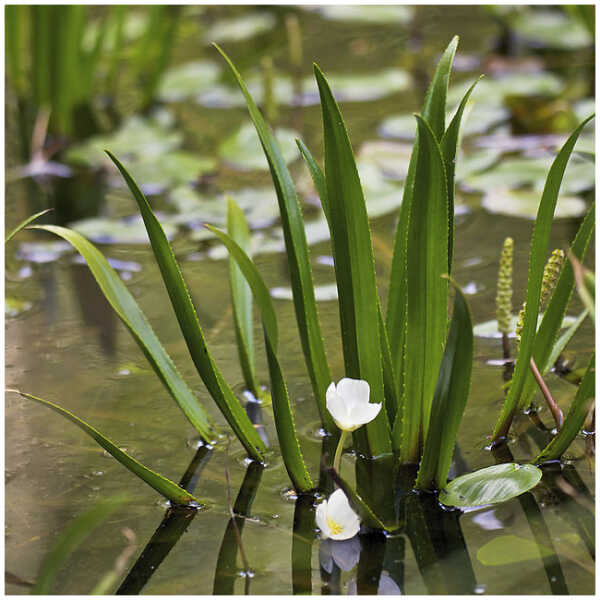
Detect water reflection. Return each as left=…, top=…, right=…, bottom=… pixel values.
left=117, top=444, right=212, bottom=594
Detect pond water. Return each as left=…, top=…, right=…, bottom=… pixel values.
left=5, top=5, right=595, bottom=595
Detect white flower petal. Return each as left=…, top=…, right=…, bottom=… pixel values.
left=315, top=499, right=330, bottom=539
left=337, top=378, right=370, bottom=406
left=351, top=401, right=382, bottom=426
left=326, top=383, right=350, bottom=426
left=330, top=511, right=360, bottom=540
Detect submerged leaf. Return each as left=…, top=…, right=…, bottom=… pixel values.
left=33, top=495, right=130, bottom=594
left=477, top=534, right=553, bottom=566
left=439, top=463, right=542, bottom=508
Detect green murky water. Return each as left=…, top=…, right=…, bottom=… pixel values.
left=5, top=5, right=594, bottom=594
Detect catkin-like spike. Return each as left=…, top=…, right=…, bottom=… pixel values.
left=516, top=249, right=565, bottom=345
left=496, top=237, right=514, bottom=334
left=539, top=249, right=565, bottom=311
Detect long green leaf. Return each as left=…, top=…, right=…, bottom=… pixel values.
left=519, top=204, right=595, bottom=407
left=13, top=390, right=201, bottom=506
left=492, top=116, right=595, bottom=442
left=31, top=224, right=216, bottom=442
left=386, top=37, right=459, bottom=427
left=5, top=208, right=52, bottom=243
left=314, top=64, right=391, bottom=457
left=441, top=77, right=480, bottom=271
left=422, top=35, right=458, bottom=141
left=33, top=494, right=130, bottom=594
left=416, top=280, right=473, bottom=491
left=227, top=198, right=260, bottom=397
left=297, top=138, right=399, bottom=422
left=206, top=222, right=313, bottom=492
left=106, top=152, right=265, bottom=461
left=533, top=353, right=595, bottom=464
left=215, top=44, right=334, bottom=436
left=396, top=115, right=449, bottom=463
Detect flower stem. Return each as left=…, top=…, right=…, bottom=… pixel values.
left=333, top=430, right=348, bottom=475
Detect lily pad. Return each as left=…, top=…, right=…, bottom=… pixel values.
left=219, top=122, right=300, bottom=171
left=477, top=535, right=553, bottom=566
left=157, top=61, right=221, bottom=102
left=308, top=5, right=414, bottom=24
left=481, top=189, right=587, bottom=220
left=455, top=149, right=502, bottom=182
left=17, top=240, right=72, bottom=264
left=379, top=104, right=508, bottom=140
left=439, top=463, right=542, bottom=508
left=69, top=215, right=178, bottom=245
left=124, top=152, right=216, bottom=195
left=298, top=69, right=411, bottom=105
left=203, top=13, right=276, bottom=42
left=181, top=187, right=280, bottom=238
left=357, top=140, right=413, bottom=181
left=511, top=9, right=593, bottom=50
left=65, top=112, right=182, bottom=168
left=474, top=314, right=577, bottom=338
left=271, top=283, right=338, bottom=301
left=448, top=72, right=564, bottom=108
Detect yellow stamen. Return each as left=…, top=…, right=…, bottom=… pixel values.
left=327, top=517, right=343, bottom=536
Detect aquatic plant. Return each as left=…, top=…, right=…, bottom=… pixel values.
left=11, top=37, right=594, bottom=529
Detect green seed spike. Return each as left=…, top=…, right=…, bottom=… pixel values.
left=516, top=248, right=565, bottom=344
left=496, top=237, right=514, bottom=335
left=539, top=249, right=565, bottom=312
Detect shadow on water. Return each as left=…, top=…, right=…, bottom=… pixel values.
left=116, top=444, right=213, bottom=595
left=292, top=493, right=315, bottom=595
left=213, top=461, right=264, bottom=595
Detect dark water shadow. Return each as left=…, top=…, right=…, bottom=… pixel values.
left=492, top=444, right=569, bottom=595
left=116, top=444, right=212, bottom=595
left=213, top=461, right=264, bottom=595
left=292, top=493, right=315, bottom=595
left=404, top=492, right=477, bottom=595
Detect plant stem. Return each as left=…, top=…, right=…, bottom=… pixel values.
left=529, top=357, right=563, bottom=430
left=333, top=430, right=348, bottom=475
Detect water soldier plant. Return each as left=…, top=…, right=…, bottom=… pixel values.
left=10, top=38, right=595, bottom=534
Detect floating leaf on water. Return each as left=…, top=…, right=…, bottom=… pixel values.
left=271, top=283, right=338, bottom=301
left=379, top=105, right=508, bottom=140
left=439, top=463, right=542, bottom=508
left=65, top=113, right=182, bottom=168
left=197, top=76, right=294, bottom=109
left=69, top=216, right=178, bottom=245
left=573, top=98, right=595, bottom=123
left=157, top=60, right=221, bottom=102
left=477, top=534, right=553, bottom=566
left=17, top=240, right=72, bottom=263
left=473, top=313, right=577, bottom=338
left=448, top=72, right=564, bottom=107
left=123, top=152, right=216, bottom=195
left=298, top=69, right=411, bottom=105
left=510, top=9, right=593, bottom=50
left=357, top=161, right=404, bottom=218
left=219, top=122, right=300, bottom=171
left=481, top=189, right=587, bottom=220
left=307, top=4, right=414, bottom=24
left=175, top=186, right=280, bottom=233
left=357, top=140, right=413, bottom=181
left=5, top=297, right=33, bottom=317
left=463, top=157, right=551, bottom=191
left=203, top=12, right=276, bottom=42
left=455, top=149, right=502, bottom=182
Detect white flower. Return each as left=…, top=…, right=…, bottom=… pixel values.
left=326, top=378, right=382, bottom=432
left=315, top=489, right=360, bottom=541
